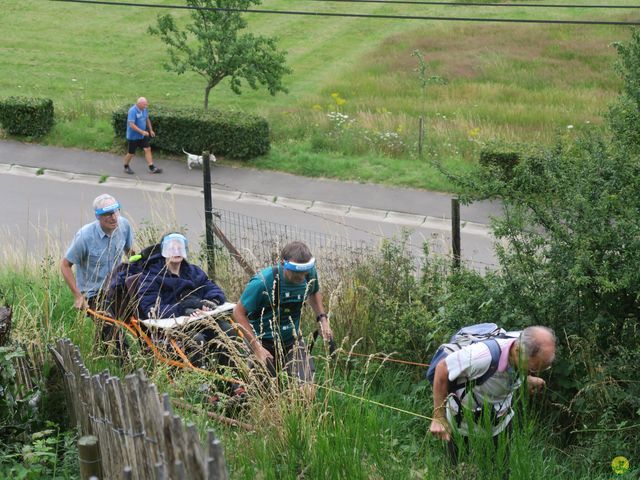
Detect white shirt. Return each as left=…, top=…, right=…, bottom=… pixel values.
left=445, top=337, right=520, bottom=436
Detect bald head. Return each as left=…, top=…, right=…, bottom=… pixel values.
left=136, top=97, right=148, bottom=108
left=516, top=326, right=556, bottom=373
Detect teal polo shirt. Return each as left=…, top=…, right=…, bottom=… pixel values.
left=240, top=265, right=319, bottom=344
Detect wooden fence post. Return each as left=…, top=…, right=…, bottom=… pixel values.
left=418, top=116, right=425, bottom=158
left=207, top=430, right=228, bottom=480
left=78, top=435, right=102, bottom=480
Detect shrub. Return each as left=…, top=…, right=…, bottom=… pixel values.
left=455, top=132, right=640, bottom=470
left=479, top=142, right=521, bottom=178
left=112, top=105, right=270, bottom=159
left=0, top=97, right=54, bottom=137
left=345, top=239, right=451, bottom=361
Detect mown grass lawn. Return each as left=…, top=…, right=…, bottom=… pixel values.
left=0, top=0, right=632, bottom=191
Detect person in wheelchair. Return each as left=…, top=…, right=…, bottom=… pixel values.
left=138, top=233, right=224, bottom=318
left=137, top=233, right=234, bottom=367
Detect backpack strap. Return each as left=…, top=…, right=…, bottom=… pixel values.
left=474, top=338, right=502, bottom=386
left=449, top=338, right=502, bottom=392
left=272, top=265, right=280, bottom=322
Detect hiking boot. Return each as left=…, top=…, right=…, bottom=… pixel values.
left=124, top=165, right=135, bottom=175
left=149, top=165, right=163, bottom=174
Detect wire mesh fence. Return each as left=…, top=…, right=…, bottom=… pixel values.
left=211, top=207, right=382, bottom=286
left=210, top=207, right=494, bottom=285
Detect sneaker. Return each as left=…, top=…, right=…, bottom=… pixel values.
left=124, top=165, right=135, bottom=175
left=149, top=165, right=163, bottom=174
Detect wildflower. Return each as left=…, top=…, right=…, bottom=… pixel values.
left=72, top=78, right=77, bottom=82
left=312, top=104, right=322, bottom=111
left=468, top=128, right=480, bottom=139
left=567, top=125, right=574, bottom=129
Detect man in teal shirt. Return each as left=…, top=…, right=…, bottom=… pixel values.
left=233, top=241, right=333, bottom=383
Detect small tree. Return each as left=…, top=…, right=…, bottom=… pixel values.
left=149, top=0, right=291, bottom=110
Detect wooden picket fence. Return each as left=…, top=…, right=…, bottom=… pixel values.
left=49, top=338, right=228, bottom=480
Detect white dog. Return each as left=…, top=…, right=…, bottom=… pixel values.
left=183, top=149, right=216, bottom=170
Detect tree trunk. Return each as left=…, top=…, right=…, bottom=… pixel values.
left=204, top=84, right=213, bottom=111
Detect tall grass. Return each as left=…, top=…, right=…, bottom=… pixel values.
left=0, top=1, right=630, bottom=191
left=0, top=223, right=613, bottom=478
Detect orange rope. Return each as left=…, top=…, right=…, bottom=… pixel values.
left=170, top=338, right=196, bottom=368
left=85, top=308, right=245, bottom=385
left=130, top=319, right=245, bottom=386
left=86, top=307, right=139, bottom=338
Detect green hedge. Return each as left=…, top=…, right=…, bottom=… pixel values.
left=112, top=105, right=270, bottom=159
left=0, top=97, right=54, bottom=137
left=479, top=142, right=521, bottom=172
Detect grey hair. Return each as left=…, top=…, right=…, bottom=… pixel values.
left=519, top=326, right=556, bottom=360
left=93, top=194, right=117, bottom=211
left=281, top=241, right=312, bottom=263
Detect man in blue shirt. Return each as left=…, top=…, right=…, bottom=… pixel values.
left=233, top=241, right=333, bottom=384
left=61, top=194, right=134, bottom=310
left=123, top=97, right=162, bottom=175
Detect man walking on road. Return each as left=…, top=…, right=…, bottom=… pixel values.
left=123, top=97, right=162, bottom=175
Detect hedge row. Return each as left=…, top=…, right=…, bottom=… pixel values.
left=0, top=97, right=54, bottom=137
left=112, top=105, right=270, bottom=159
left=479, top=141, right=521, bottom=173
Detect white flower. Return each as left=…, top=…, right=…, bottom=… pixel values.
left=567, top=125, right=574, bottom=129
left=71, top=78, right=77, bottom=82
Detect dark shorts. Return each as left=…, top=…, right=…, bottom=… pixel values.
left=127, top=137, right=150, bottom=154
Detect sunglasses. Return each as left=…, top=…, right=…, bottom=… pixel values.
left=528, top=364, right=552, bottom=375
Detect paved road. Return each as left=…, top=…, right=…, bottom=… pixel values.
left=0, top=140, right=502, bottom=222
left=0, top=168, right=498, bottom=270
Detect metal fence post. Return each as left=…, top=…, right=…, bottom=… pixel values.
left=202, top=150, right=216, bottom=279
left=451, top=198, right=461, bottom=270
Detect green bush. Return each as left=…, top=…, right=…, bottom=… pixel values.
left=112, top=105, right=270, bottom=159
left=346, top=239, right=451, bottom=361
left=0, top=97, right=54, bottom=137
left=455, top=132, right=640, bottom=471
left=479, top=142, right=521, bottom=178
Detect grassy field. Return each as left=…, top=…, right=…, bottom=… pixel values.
left=0, top=0, right=635, bottom=190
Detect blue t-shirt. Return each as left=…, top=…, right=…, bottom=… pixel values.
left=126, top=105, right=148, bottom=140
left=65, top=217, right=134, bottom=298
left=239, top=265, right=319, bottom=344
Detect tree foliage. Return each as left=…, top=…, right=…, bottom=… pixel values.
left=148, top=0, right=291, bottom=110
left=452, top=133, right=640, bottom=467
left=607, top=29, right=640, bottom=154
